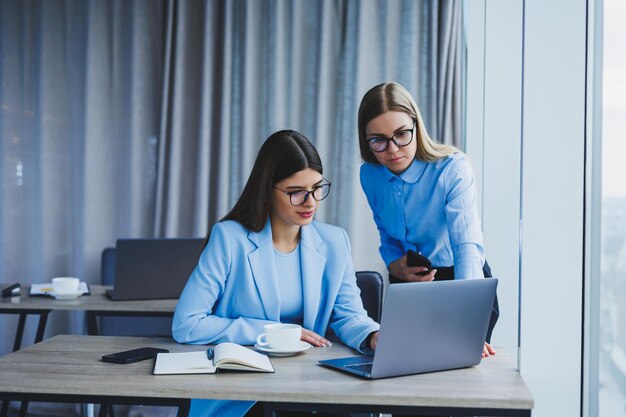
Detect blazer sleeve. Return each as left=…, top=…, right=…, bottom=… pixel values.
left=329, top=229, right=380, bottom=353
left=172, top=223, right=275, bottom=345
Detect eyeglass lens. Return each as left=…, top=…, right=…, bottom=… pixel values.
left=290, top=184, right=330, bottom=205
left=368, top=127, right=414, bottom=152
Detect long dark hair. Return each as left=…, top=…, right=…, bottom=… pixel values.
left=220, top=130, right=323, bottom=232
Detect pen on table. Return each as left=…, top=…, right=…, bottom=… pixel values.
left=206, top=347, right=214, bottom=361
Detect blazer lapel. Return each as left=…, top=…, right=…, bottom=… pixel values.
left=300, top=223, right=327, bottom=331
left=247, top=221, right=281, bottom=321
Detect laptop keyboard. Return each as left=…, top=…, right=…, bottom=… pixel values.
left=345, top=362, right=373, bottom=374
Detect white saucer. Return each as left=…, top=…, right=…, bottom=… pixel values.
left=49, top=290, right=84, bottom=300
left=254, top=341, right=312, bottom=356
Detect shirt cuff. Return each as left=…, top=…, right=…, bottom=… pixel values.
left=453, top=243, right=484, bottom=279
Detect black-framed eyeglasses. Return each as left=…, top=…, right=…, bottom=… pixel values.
left=366, top=120, right=416, bottom=153
left=273, top=181, right=332, bottom=206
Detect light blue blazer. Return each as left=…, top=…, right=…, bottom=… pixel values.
left=172, top=219, right=379, bottom=417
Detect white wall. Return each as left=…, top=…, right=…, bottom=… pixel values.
left=521, top=1, right=586, bottom=416
left=466, top=1, right=587, bottom=416
left=465, top=0, right=523, bottom=363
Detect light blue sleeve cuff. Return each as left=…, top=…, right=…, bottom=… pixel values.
left=452, top=243, right=485, bottom=280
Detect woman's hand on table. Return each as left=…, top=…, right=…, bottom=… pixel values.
left=482, top=342, right=496, bottom=358
left=301, top=328, right=332, bottom=347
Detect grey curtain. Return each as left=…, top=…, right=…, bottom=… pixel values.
left=0, top=0, right=463, bottom=361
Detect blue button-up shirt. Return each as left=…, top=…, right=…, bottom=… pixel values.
left=360, top=153, right=485, bottom=280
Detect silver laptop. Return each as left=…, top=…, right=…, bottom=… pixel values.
left=319, top=278, right=497, bottom=379
left=106, top=238, right=204, bottom=301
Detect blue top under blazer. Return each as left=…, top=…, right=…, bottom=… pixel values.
left=173, top=219, right=380, bottom=351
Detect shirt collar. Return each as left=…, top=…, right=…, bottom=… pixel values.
left=379, top=159, right=426, bottom=184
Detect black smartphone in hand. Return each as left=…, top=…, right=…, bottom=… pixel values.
left=101, top=347, right=169, bottom=364
left=406, top=250, right=432, bottom=276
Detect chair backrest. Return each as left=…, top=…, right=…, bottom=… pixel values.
left=100, top=247, right=173, bottom=337
left=101, top=247, right=116, bottom=285
left=355, top=271, right=384, bottom=323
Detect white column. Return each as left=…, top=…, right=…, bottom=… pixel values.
left=465, top=0, right=523, bottom=362
left=466, top=1, right=588, bottom=416
left=520, top=1, right=586, bottom=416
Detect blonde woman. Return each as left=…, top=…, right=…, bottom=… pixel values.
left=357, top=82, right=498, bottom=354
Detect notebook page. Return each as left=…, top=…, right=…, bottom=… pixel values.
left=30, top=282, right=90, bottom=295
left=153, top=351, right=216, bottom=375
left=214, top=342, right=274, bottom=372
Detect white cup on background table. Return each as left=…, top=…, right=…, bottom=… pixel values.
left=52, top=277, right=80, bottom=294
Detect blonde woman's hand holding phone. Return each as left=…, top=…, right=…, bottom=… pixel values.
left=389, top=255, right=436, bottom=282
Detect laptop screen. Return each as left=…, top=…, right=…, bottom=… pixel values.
left=111, top=238, right=204, bottom=300
left=320, top=278, right=497, bottom=379
left=371, top=279, right=497, bottom=378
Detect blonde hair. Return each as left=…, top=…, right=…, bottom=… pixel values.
left=357, top=82, right=458, bottom=163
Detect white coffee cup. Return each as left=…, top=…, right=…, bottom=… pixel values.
left=52, top=277, right=80, bottom=294
left=256, top=323, right=302, bottom=350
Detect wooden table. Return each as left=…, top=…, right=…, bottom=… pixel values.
left=0, top=335, right=534, bottom=417
left=0, top=286, right=178, bottom=417
left=0, top=285, right=177, bottom=350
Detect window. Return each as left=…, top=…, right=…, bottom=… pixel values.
left=598, top=1, right=626, bottom=415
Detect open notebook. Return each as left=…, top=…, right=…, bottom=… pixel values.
left=29, top=282, right=91, bottom=296
left=153, top=342, right=274, bottom=374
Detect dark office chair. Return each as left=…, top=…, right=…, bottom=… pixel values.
left=355, top=271, right=384, bottom=323
left=100, top=247, right=173, bottom=337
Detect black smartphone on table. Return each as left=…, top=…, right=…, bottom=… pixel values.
left=101, top=347, right=169, bottom=364
left=406, top=250, right=432, bottom=276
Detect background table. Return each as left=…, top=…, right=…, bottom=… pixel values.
left=0, top=335, right=534, bottom=417
left=0, top=286, right=178, bottom=417
left=0, top=285, right=177, bottom=350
